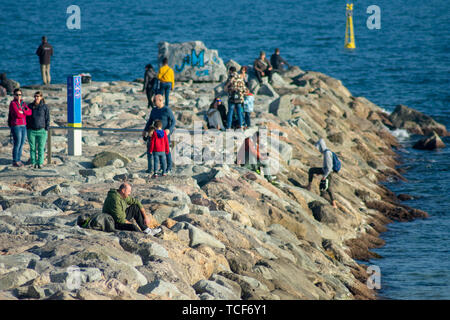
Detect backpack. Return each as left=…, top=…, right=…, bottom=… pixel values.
left=326, top=149, right=341, bottom=173
left=228, top=76, right=245, bottom=104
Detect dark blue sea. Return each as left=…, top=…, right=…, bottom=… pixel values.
left=0, top=0, right=448, bottom=299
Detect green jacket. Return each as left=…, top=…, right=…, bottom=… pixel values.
left=102, top=189, right=143, bottom=224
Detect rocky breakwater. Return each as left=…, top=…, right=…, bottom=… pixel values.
left=0, top=55, right=437, bottom=300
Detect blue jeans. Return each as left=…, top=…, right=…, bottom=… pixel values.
left=159, top=82, right=172, bottom=106
left=227, top=103, right=244, bottom=129
left=244, top=112, right=251, bottom=127
left=153, top=152, right=167, bottom=174
left=167, top=134, right=172, bottom=171
left=11, top=125, right=26, bottom=163
left=147, top=152, right=153, bottom=173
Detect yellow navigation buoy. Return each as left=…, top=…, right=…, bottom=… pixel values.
left=345, top=3, right=356, bottom=49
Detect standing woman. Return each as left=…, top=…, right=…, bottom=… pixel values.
left=26, top=91, right=50, bottom=168
left=142, top=64, right=157, bottom=108
left=8, top=88, right=31, bottom=167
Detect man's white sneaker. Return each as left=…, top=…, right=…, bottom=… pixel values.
left=148, top=227, right=162, bottom=237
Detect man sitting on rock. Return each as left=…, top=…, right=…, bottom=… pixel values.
left=253, top=51, right=273, bottom=84
left=305, top=138, right=337, bottom=209
left=270, top=48, right=291, bottom=74
left=102, top=182, right=162, bottom=236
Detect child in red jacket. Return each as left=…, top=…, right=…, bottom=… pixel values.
left=149, top=120, right=169, bottom=177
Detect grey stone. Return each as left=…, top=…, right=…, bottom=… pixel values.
left=0, top=269, right=39, bottom=291
left=158, top=41, right=227, bottom=82
left=92, top=151, right=130, bottom=168
left=0, top=253, right=41, bottom=270
left=138, top=279, right=189, bottom=299
left=193, top=279, right=240, bottom=300
left=186, top=223, right=225, bottom=249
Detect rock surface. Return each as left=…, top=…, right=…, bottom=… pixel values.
left=158, top=41, right=227, bottom=82
left=0, top=56, right=434, bottom=300
left=412, top=132, right=446, bottom=150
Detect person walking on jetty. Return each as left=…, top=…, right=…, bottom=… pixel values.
left=36, top=36, right=53, bottom=85
left=142, top=64, right=158, bottom=108
left=26, top=91, right=50, bottom=169
left=157, top=57, right=175, bottom=106
left=305, top=138, right=339, bottom=209
left=224, top=67, right=246, bottom=129
left=8, top=88, right=32, bottom=167
left=270, top=48, right=291, bottom=73
left=149, top=120, right=170, bottom=177
left=142, top=94, right=176, bottom=173
left=102, top=182, right=162, bottom=236
left=253, top=51, right=273, bottom=84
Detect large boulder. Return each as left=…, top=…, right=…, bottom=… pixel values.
left=92, top=151, right=131, bottom=168
left=412, top=132, right=446, bottom=150
left=268, top=94, right=298, bottom=121
left=158, top=41, right=227, bottom=82
left=388, top=105, right=448, bottom=136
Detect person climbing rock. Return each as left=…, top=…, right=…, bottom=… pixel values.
left=305, top=138, right=338, bottom=208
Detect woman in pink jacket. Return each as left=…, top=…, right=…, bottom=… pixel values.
left=8, top=88, right=32, bottom=166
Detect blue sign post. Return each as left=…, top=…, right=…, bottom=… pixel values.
left=67, top=75, right=82, bottom=155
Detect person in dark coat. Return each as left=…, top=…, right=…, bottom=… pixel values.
left=0, top=73, right=18, bottom=94
left=270, top=48, right=291, bottom=73
left=26, top=91, right=50, bottom=168
left=142, top=64, right=158, bottom=108
left=36, top=36, right=53, bottom=85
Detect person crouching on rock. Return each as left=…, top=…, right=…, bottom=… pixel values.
left=102, top=182, right=162, bottom=236
left=305, top=138, right=337, bottom=209
left=237, top=131, right=277, bottom=184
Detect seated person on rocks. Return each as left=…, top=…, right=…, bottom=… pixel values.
left=305, top=138, right=338, bottom=209
left=0, top=73, right=18, bottom=94
left=102, top=182, right=162, bottom=236
left=237, top=131, right=277, bottom=184
left=270, top=48, right=291, bottom=73
left=205, top=97, right=226, bottom=130
left=253, top=51, right=273, bottom=84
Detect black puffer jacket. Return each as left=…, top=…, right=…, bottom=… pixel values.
left=26, top=101, right=50, bottom=130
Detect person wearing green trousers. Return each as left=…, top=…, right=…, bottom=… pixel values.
left=26, top=91, right=50, bottom=169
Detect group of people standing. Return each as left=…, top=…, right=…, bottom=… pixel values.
left=7, top=89, right=50, bottom=168
left=205, top=48, right=290, bottom=131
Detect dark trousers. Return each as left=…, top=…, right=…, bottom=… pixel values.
left=308, top=167, right=334, bottom=202
left=159, top=81, right=171, bottom=106
left=255, top=69, right=273, bottom=84
left=244, top=112, right=251, bottom=127
left=146, top=89, right=154, bottom=108
left=114, top=204, right=147, bottom=232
